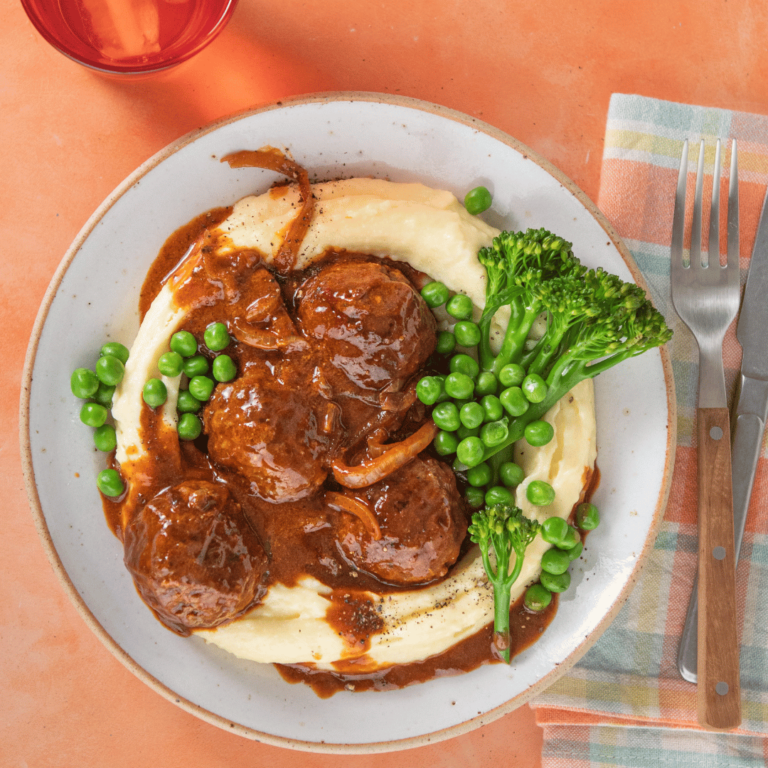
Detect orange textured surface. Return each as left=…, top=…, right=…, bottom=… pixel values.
left=6, top=1, right=768, bottom=765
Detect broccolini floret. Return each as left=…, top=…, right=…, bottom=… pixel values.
left=419, top=226, right=672, bottom=664
left=474, top=228, right=672, bottom=464
left=468, top=504, right=541, bottom=663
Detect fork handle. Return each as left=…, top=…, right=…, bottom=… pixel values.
left=697, top=407, right=741, bottom=730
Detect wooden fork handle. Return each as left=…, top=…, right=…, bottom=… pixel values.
left=697, top=407, right=741, bottom=730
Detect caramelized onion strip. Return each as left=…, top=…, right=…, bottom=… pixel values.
left=222, top=147, right=314, bottom=273
left=231, top=316, right=308, bottom=352
left=331, top=420, right=438, bottom=489
left=366, top=429, right=389, bottom=458
left=325, top=492, right=382, bottom=541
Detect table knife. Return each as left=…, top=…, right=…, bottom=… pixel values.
left=678, top=186, right=768, bottom=683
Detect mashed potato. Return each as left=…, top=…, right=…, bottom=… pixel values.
left=112, top=178, right=596, bottom=670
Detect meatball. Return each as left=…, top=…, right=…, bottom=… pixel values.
left=335, top=456, right=468, bottom=585
left=123, top=481, right=267, bottom=634
left=203, top=359, right=333, bottom=502
left=296, top=260, right=436, bottom=391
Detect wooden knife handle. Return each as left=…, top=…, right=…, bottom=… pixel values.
left=697, top=407, right=741, bottom=730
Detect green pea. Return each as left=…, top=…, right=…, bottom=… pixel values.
left=183, top=355, right=210, bottom=378
left=541, top=548, right=570, bottom=575
left=444, top=372, right=475, bottom=400
left=485, top=485, right=513, bottom=506
left=432, top=401, right=461, bottom=431
left=527, top=479, right=555, bottom=506
left=452, top=456, right=470, bottom=473
left=540, top=570, right=571, bottom=593
left=434, top=430, right=459, bottom=456
left=567, top=541, right=584, bottom=561
left=80, top=402, right=107, bottom=428
left=557, top=525, right=581, bottom=551
left=449, top=353, right=480, bottom=379
left=459, top=402, right=484, bottom=430
left=475, top=372, right=498, bottom=397
left=499, top=461, right=524, bottom=488
left=204, top=322, right=230, bottom=352
left=467, top=462, right=492, bottom=487
left=170, top=330, right=197, bottom=358
left=157, top=351, right=184, bottom=378
left=143, top=378, right=167, bottom=408
left=522, top=373, right=548, bottom=403
left=95, top=355, right=125, bottom=386
left=434, top=376, right=450, bottom=403
left=416, top=376, right=443, bottom=405
left=457, top=436, right=485, bottom=468
left=100, top=342, right=129, bottom=364
left=93, top=424, right=117, bottom=452
left=71, top=368, right=99, bottom=399
left=498, top=363, right=525, bottom=388
left=453, top=321, right=481, bottom=348
left=464, top=185, right=493, bottom=215
left=500, top=386, right=530, bottom=417
left=524, top=419, right=555, bottom=447
left=524, top=584, right=552, bottom=612
left=445, top=294, right=473, bottom=321
left=436, top=331, right=456, bottom=355
left=480, top=418, right=508, bottom=448
left=465, top=486, right=486, bottom=509
left=177, top=413, right=203, bottom=441
left=457, top=424, right=481, bottom=440
left=576, top=502, right=600, bottom=530
left=481, top=394, right=503, bottom=422
left=420, top=281, right=450, bottom=308
left=541, top=516, right=569, bottom=546
left=189, top=375, right=215, bottom=402
left=212, top=354, right=237, bottom=383
left=92, top=382, right=115, bottom=409
left=177, top=390, right=202, bottom=414
left=97, top=468, right=124, bottom=497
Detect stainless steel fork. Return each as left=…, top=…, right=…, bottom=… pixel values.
left=670, top=139, right=741, bottom=730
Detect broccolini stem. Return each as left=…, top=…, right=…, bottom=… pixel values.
left=489, top=301, right=541, bottom=376
left=492, top=580, right=512, bottom=663
left=519, top=333, right=549, bottom=372
left=490, top=528, right=512, bottom=662
left=488, top=444, right=513, bottom=486
left=478, top=306, right=500, bottom=373
left=480, top=400, right=551, bottom=464
left=525, top=323, right=572, bottom=377
left=583, top=346, right=641, bottom=378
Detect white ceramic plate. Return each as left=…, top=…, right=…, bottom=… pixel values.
left=21, top=93, right=675, bottom=753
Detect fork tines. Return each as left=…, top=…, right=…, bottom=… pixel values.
left=672, top=138, right=739, bottom=273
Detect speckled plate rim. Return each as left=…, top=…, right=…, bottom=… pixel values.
left=20, top=91, right=677, bottom=754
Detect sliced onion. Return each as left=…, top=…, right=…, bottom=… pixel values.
left=331, top=420, right=438, bottom=489
left=325, top=492, right=382, bottom=540
left=231, top=316, right=308, bottom=352
left=222, top=147, right=314, bottom=273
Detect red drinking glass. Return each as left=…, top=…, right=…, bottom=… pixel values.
left=21, top=0, right=239, bottom=74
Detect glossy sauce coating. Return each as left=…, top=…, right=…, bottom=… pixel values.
left=276, top=591, right=559, bottom=697
left=106, top=195, right=583, bottom=693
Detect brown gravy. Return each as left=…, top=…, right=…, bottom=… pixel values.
left=105, top=196, right=594, bottom=695
left=276, top=591, right=558, bottom=697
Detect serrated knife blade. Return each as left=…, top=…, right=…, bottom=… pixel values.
left=678, top=185, right=768, bottom=683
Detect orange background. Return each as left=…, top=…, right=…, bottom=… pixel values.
left=6, top=1, right=768, bottom=765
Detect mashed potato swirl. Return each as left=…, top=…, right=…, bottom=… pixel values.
left=112, top=178, right=596, bottom=670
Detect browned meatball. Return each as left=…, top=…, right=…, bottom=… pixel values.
left=203, top=358, right=334, bottom=502
left=335, top=456, right=468, bottom=585
left=123, top=481, right=267, bottom=634
left=296, top=260, right=436, bottom=391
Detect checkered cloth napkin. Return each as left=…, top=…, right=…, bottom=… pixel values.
left=530, top=94, right=768, bottom=767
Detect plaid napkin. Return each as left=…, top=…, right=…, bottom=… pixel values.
left=530, top=94, right=768, bottom=767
